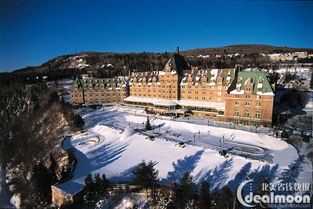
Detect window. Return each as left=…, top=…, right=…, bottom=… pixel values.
left=244, top=110, right=250, bottom=118
left=256, top=102, right=261, bottom=107
left=236, top=95, right=240, bottom=98
left=235, top=101, right=239, bottom=105
left=257, top=95, right=262, bottom=100
left=246, top=88, right=251, bottom=91
left=255, top=111, right=261, bottom=119
left=242, top=120, right=249, bottom=125
left=218, top=86, right=222, bottom=90
left=202, top=97, right=206, bottom=100
left=245, top=94, right=250, bottom=99
left=234, top=110, right=240, bottom=117
left=245, top=101, right=250, bottom=106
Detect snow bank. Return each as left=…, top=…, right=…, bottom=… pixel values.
left=120, top=127, right=135, bottom=141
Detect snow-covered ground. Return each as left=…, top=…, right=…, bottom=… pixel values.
left=54, top=106, right=311, bottom=197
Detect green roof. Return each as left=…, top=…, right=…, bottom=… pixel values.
left=71, top=77, right=128, bottom=91
left=236, top=71, right=273, bottom=94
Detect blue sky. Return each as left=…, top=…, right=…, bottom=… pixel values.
left=1, top=0, right=313, bottom=72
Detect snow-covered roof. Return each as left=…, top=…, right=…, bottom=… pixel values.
left=210, top=69, right=218, bottom=80
left=52, top=181, right=84, bottom=196
left=177, top=100, right=225, bottom=110
left=154, top=100, right=178, bottom=106
left=230, top=90, right=245, bottom=95
left=256, top=91, right=275, bottom=96
left=124, top=96, right=225, bottom=110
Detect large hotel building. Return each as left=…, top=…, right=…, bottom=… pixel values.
left=71, top=52, right=274, bottom=127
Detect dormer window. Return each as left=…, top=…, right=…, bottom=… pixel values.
left=236, top=83, right=241, bottom=91
left=217, top=76, right=223, bottom=84
left=226, top=76, right=231, bottom=84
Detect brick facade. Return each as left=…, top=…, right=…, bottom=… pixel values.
left=70, top=54, right=274, bottom=127
left=70, top=76, right=128, bottom=105
left=126, top=54, right=274, bottom=127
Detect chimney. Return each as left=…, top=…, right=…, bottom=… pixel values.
left=176, top=46, right=179, bottom=55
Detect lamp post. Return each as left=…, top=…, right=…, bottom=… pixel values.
left=193, top=133, right=196, bottom=142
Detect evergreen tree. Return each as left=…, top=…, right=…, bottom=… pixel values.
left=199, top=181, right=211, bottom=209
left=30, top=162, right=52, bottom=206
left=83, top=173, right=110, bottom=204
left=73, top=114, right=85, bottom=129
left=173, top=172, right=197, bottom=209
left=145, top=116, right=152, bottom=130
left=132, top=160, right=159, bottom=195
left=47, top=153, right=57, bottom=183
left=213, top=186, right=234, bottom=209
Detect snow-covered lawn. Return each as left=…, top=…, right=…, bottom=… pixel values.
left=54, top=106, right=311, bottom=196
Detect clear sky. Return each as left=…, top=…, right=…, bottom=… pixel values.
left=1, top=0, right=313, bottom=72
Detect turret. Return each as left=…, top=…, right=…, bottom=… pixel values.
left=176, top=46, right=180, bottom=55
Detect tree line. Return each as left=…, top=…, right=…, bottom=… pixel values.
left=0, top=78, right=84, bottom=209
left=60, top=160, right=270, bottom=209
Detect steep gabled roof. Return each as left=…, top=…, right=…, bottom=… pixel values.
left=168, top=54, right=189, bottom=74
left=235, top=71, right=273, bottom=94
left=181, top=68, right=236, bottom=86
left=72, top=77, right=128, bottom=91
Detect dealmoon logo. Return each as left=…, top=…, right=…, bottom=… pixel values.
left=237, top=180, right=256, bottom=207
left=236, top=180, right=311, bottom=208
